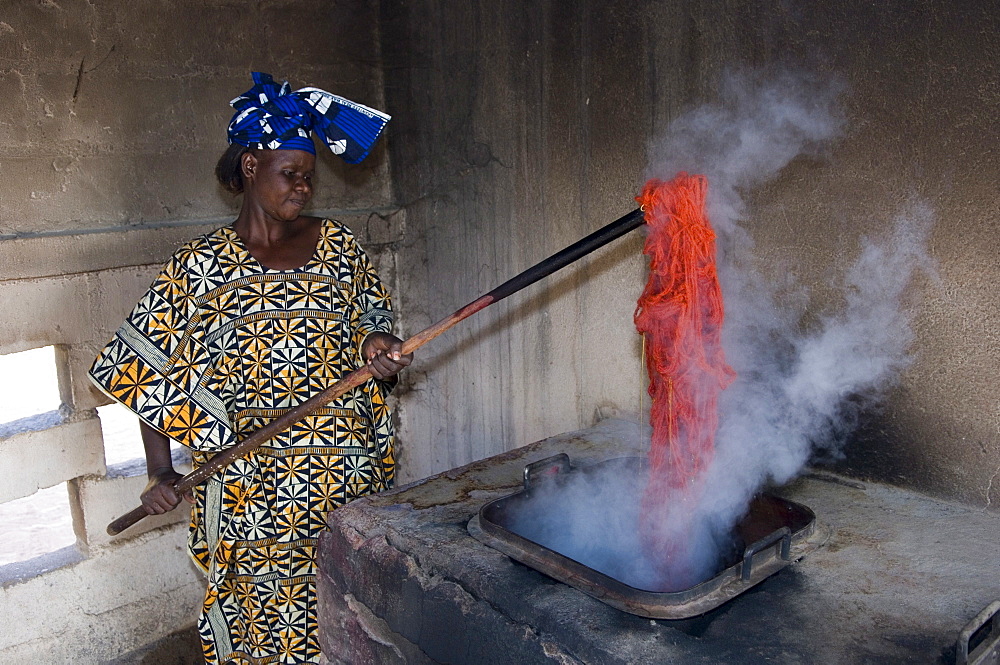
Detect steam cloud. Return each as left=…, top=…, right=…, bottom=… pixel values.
left=509, top=66, right=936, bottom=591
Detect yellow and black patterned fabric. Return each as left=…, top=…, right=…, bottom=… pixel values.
left=90, top=219, right=395, bottom=665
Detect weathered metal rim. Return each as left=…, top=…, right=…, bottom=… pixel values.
left=467, top=456, right=830, bottom=619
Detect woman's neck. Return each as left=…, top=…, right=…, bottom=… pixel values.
left=233, top=211, right=323, bottom=270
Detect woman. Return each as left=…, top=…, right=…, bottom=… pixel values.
left=89, top=72, right=410, bottom=664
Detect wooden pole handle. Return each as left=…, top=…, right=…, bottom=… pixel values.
left=107, top=504, right=153, bottom=536
left=106, top=208, right=645, bottom=536
left=105, top=296, right=493, bottom=537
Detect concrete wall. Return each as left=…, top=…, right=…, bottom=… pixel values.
left=0, top=0, right=393, bottom=661
left=0, top=0, right=391, bottom=237
left=382, top=0, right=655, bottom=478
left=380, top=0, right=1000, bottom=512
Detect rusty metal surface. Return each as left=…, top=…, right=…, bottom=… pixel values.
left=468, top=456, right=827, bottom=619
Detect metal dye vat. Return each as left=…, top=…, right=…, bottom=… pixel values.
left=468, top=454, right=827, bottom=619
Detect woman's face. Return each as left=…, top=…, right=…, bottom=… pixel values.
left=242, top=149, right=316, bottom=222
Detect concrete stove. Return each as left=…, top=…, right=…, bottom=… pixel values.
left=316, top=419, right=1000, bottom=664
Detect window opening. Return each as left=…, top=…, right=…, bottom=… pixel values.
left=99, top=402, right=185, bottom=467
left=0, top=348, right=76, bottom=568
left=0, top=346, right=61, bottom=429
left=0, top=483, right=76, bottom=567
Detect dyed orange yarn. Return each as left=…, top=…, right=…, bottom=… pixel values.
left=635, top=174, right=735, bottom=495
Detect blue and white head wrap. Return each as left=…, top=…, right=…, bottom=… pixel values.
left=226, top=72, right=390, bottom=164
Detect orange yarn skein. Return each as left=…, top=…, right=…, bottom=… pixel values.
left=635, top=174, right=735, bottom=496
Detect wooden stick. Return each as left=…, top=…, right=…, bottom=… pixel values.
left=107, top=208, right=646, bottom=536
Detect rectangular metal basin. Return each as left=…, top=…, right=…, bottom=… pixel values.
left=467, top=454, right=827, bottom=619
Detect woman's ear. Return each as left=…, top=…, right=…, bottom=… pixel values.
left=241, top=150, right=258, bottom=182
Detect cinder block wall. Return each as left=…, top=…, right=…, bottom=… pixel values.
left=0, top=1, right=395, bottom=661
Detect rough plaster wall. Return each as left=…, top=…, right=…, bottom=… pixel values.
left=718, top=1, right=1000, bottom=508
left=382, top=0, right=654, bottom=480
left=0, top=0, right=395, bottom=660
left=0, top=0, right=391, bottom=236
left=2, top=0, right=997, bottom=659
left=380, top=0, right=1000, bottom=510
left=381, top=0, right=763, bottom=480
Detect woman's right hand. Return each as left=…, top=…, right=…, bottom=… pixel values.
left=140, top=467, right=186, bottom=515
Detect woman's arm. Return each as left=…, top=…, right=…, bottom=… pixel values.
left=138, top=421, right=186, bottom=515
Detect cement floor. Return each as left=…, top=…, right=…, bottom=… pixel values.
left=109, top=627, right=203, bottom=665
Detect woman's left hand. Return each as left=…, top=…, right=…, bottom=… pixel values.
left=361, top=332, right=413, bottom=380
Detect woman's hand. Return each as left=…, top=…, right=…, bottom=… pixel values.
left=361, top=332, right=413, bottom=380
left=140, top=467, right=191, bottom=515
left=138, top=421, right=192, bottom=515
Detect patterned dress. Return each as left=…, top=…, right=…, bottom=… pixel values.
left=89, top=219, right=396, bottom=664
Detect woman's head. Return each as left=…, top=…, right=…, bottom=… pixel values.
left=224, top=72, right=391, bottom=163
left=215, top=143, right=250, bottom=194
left=233, top=148, right=316, bottom=222
left=217, top=72, right=390, bottom=202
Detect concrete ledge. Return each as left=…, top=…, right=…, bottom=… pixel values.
left=0, top=266, right=152, bottom=358
left=0, top=274, right=94, bottom=354
left=317, top=528, right=577, bottom=665
left=0, top=416, right=105, bottom=503
left=317, top=420, right=643, bottom=665
left=0, top=525, right=203, bottom=659
left=0, top=208, right=400, bottom=282
left=0, top=220, right=222, bottom=281
left=0, top=545, right=85, bottom=589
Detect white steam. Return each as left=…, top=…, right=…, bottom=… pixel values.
left=704, top=197, right=936, bottom=532
left=506, top=67, right=936, bottom=591
left=672, top=66, right=935, bottom=579
left=646, top=67, right=846, bottom=243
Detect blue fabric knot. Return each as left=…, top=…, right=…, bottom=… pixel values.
left=227, top=72, right=390, bottom=164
